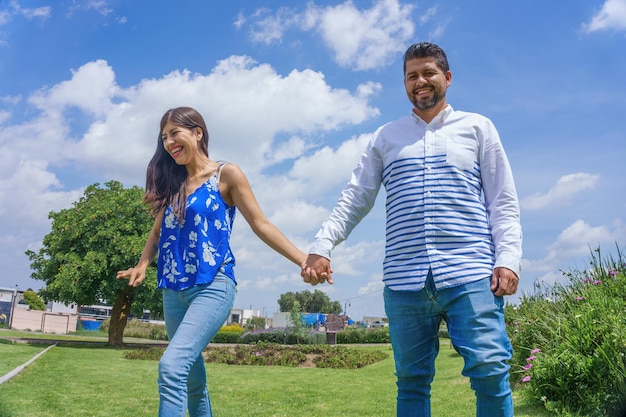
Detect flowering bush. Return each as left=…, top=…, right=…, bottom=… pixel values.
left=505, top=245, right=626, bottom=416
left=211, top=323, right=244, bottom=343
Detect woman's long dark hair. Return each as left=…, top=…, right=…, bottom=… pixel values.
left=144, top=107, right=210, bottom=221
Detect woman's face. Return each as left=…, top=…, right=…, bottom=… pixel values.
left=160, top=122, right=203, bottom=164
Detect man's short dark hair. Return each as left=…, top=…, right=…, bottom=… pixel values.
left=403, top=42, right=450, bottom=75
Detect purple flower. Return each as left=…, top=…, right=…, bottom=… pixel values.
left=526, top=355, right=537, bottom=362
left=609, top=269, right=617, bottom=276
left=524, top=363, right=533, bottom=371
left=576, top=296, right=584, bottom=301
left=593, top=280, right=602, bottom=285
left=531, top=348, right=541, bottom=354
left=522, top=376, right=531, bottom=382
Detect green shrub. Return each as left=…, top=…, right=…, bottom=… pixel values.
left=241, top=329, right=287, bottom=344
left=211, top=331, right=242, bottom=343
left=123, top=342, right=388, bottom=369
left=204, top=342, right=388, bottom=368
left=241, top=329, right=325, bottom=345
left=211, top=323, right=244, bottom=343
left=100, top=318, right=168, bottom=340
left=506, top=245, right=626, bottom=417
left=337, top=327, right=390, bottom=344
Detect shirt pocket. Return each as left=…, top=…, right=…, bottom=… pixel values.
left=445, top=136, right=477, bottom=171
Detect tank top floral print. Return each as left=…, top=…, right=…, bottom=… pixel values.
left=157, top=163, right=236, bottom=290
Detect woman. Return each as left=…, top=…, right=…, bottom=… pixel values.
left=117, top=107, right=307, bottom=417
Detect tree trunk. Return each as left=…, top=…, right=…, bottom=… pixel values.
left=108, top=285, right=135, bottom=347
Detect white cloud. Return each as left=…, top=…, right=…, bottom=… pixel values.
left=547, top=219, right=617, bottom=258
left=248, top=7, right=299, bottom=44
left=242, top=0, right=417, bottom=71
left=84, top=0, right=112, bottom=16
left=357, top=277, right=384, bottom=297
left=66, top=0, right=112, bottom=18
left=0, top=10, right=11, bottom=26
left=310, top=0, right=415, bottom=70
left=522, top=219, right=625, bottom=275
left=0, top=54, right=382, bottom=295
left=9, top=1, right=51, bottom=20
left=517, top=219, right=626, bottom=298
left=428, top=18, right=452, bottom=40
left=290, top=132, right=374, bottom=194
left=420, top=6, right=437, bottom=24
left=582, top=0, right=626, bottom=33
left=233, top=12, right=246, bottom=30
left=330, top=239, right=385, bottom=276
left=520, top=172, right=600, bottom=211
left=5, top=55, right=380, bottom=188
left=29, top=60, right=119, bottom=118
left=0, top=159, right=82, bottom=224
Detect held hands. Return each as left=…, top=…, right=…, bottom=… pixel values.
left=116, top=266, right=146, bottom=288
left=491, top=267, right=519, bottom=296
left=301, top=254, right=334, bottom=286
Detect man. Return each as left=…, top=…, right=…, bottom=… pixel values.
left=302, top=42, right=522, bottom=417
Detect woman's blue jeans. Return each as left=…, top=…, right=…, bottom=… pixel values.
left=158, top=274, right=236, bottom=417
left=384, top=271, right=513, bottom=417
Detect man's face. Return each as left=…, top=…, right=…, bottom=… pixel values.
left=404, top=57, right=451, bottom=114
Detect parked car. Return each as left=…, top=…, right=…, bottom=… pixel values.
left=370, top=320, right=388, bottom=328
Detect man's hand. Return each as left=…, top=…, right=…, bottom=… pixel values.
left=491, top=267, right=518, bottom=296
left=301, top=254, right=334, bottom=285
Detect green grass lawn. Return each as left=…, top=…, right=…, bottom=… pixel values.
left=0, top=336, right=549, bottom=417
left=0, top=342, right=49, bottom=376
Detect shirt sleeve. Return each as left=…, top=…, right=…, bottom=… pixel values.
left=309, top=132, right=384, bottom=259
left=479, top=118, right=523, bottom=278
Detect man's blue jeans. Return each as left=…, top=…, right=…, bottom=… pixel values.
left=158, top=274, right=236, bottom=417
left=384, top=272, right=513, bottom=417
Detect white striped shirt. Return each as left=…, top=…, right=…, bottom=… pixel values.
left=310, top=105, right=522, bottom=291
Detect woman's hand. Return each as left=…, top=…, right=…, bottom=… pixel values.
left=116, top=267, right=146, bottom=287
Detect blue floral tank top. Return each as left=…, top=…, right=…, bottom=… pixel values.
left=157, top=164, right=237, bottom=290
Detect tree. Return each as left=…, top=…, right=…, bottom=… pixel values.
left=245, top=316, right=266, bottom=331
left=288, top=300, right=305, bottom=338
left=277, top=290, right=342, bottom=314
left=23, top=290, right=46, bottom=310
left=26, top=181, right=160, bottom=346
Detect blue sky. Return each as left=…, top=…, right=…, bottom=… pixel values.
left=1, top=0, right=625, bottom=321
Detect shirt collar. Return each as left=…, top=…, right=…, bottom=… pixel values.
left=410, top=104, right=453, bottom=126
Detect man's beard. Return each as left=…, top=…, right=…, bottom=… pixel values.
left=412, top=90, right=446, bottom=110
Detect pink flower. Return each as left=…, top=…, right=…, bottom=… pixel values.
left=526, top=355, right=536, bottom=362
left=531, top=348, right=541, bottom=354
left=593, top=280, right=602, bottom=285
left=576, top=296, right=584, bottom=301
left=609, top=269, right=617, bottom=276
left=524, top=363, right=533, bottom=371
left=522, top=376, right=531, bottom=382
